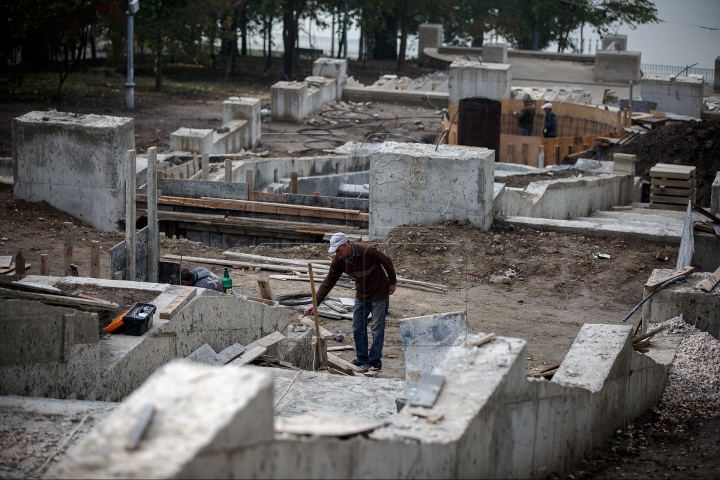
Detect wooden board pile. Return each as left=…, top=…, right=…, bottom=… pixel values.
left=649, top=163, right=696, bottom=211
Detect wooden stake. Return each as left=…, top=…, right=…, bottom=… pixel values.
left=290, top=171, right=298, bottom=194
left=538, top=145, right=545, bottom=168
left=616, top=110, right=622, bottom=132
left=40, top=254, right=48, bottom=276
left=15, top=250, right=25, bottom=276
left=63, top=222, right=73, bottom=276
left=257, top=278, right=273, bottom=300
left=507, top=143, right=514, bottom=163
left=90, top=240, right=100, bottom=278
left=126, top=149, right=137, bottom=281
left=147, top=147, right=159, bottom=283
left=245, top=170, right=253, bottom=191
left=521, top=144, right=528, bottom=165
left=225, top=159, right=232, bottom=183
left=201, top=153, right=209, bottom=181
left=307, top=263, right=325, bottom=367
left=554, top=145, right=560, bottom=165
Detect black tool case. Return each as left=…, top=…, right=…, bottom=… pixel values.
left=123, top=303, right=156, bottom=336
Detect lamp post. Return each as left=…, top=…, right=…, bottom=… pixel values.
left=126, top=0, right=140, bottom=110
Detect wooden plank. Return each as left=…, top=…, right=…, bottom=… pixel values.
left=649, top=164, right=696, bottom=179
left=299, top=316, right=334, bottom=340
left=124, top=403, right=155, bottom=451
left=650, top=177, right=693, bottom=188
left=164, top=254, right=307, bottom=273
left=159, top=287, right=197, bottom=319
left=223, top=251, right=331, bottom=268
left=90, top=240, right=100, bottom=278
left=650, top=194, right=693, bottom=205
left=644, top=266, right=694, bottom=292
left=247, top=296, right=275, bottom=306
left=328, top=345, right=354, bottom=352
left=409, top=374, right=445, bottom=408
left=649, top=203, right=689, bottom=212
left=248, top=190, right=286, bottom=203
left=217, top=343, right=246, bottom=364
left=274, top=412, right=388, bottom=437
left=700, top=266, right=720, bottom=293
left=257, top=279, right=273, bottom=300
left=0, top=286, right=120, bottom=310
left=228, top=346, right=267, bottom=366
left=63, top=222, right=73, bottom=276
left=692, top=202, right=720, bottom=224
left=245, top=331, right=285, bottom=351
left=327, top=352, right=364, bottom=374
left=650, top=186, right=693, bottom=197
left=677, top=202, right=694, bottom=269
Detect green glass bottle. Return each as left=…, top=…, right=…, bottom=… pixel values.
left=222, top=267, right=232, bottom=294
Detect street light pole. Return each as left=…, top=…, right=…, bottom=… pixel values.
left=126, top=0, right=140, bottom=110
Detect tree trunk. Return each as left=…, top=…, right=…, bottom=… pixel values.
left=397, top=0, right=410, bottom=71
left=266, top=16, right=272, bottom=68
left=282, top=0, right=296, bottom=78
left=155, top=0, right=163, bottom=92
left=240, top=9, right=248, bottom=56
left=372, top=12, right=398, bottom=60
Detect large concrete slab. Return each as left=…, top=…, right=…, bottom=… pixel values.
left=449, top=59, right=512, bottom=104
left=12, top=111, right=134, bottom=231
left=594, top=51, right=641, bottom=84
left=641, top=74, right=704, bottom=118
left=369, top=143, right=494, bottom=239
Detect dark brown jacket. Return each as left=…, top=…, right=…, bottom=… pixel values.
left=516, top=103, right=536, bottom=129
left=316, top=243, right=396, bottom=304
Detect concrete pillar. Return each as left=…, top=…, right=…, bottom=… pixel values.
left=369, top=143, right=495, bottom=239
left=594, top=51, right=641, bottom=84
left=271, top=82, right=308, bottom=123
left=714, top=56, right=720, bottom=93
left=601, top=34, right=627, bottom=51
left=641, top=73, right=704, bottom=118
left=169, top=128, right=213, bottom=154
left=449, top=59, right=512, bottom=104
left=201, top=153, right=209, bottom=180
left=312, top=58, right=348, bottom=99
left=418, top=24, right=443, bottom=65
left=147, top=147, right=158, bottom=283
left=12, top=111, right=134, bottom=231
left=483, top=43, right=508, bottom=63
left=125, top=149, right=137, bottom=281
left=222, top=97, right=261, bottom=148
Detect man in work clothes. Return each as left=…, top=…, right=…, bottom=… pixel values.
left=304, top=232, right=397, bottom=373
left=512, top=94, right=536, bottom=136
left=542, top=102, right=557, bottom=138
left=180, top=267, right=223, bottom=292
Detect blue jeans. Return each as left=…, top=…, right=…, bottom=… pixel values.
left=520, top=128, right=532, bottom=137
left=353, top=296, right=389, bottom=368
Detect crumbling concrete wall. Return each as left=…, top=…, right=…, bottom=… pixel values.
left=594, top=51, right=641, bottom=84
left=52, top=324, right=673, bottom=479
left=229, top=154, right=369, bottom=188
left=370, top=143, right=494, bottom=239
left=449, top=59, right=512, bottom=104
left=0, top=300, right=99, bottom=399
left=494, top=174, right=635, bottom=220
left=271, top=77, right=338, bottom=123
left=641, top=74, right=704, bottom=118
left=12, top=111, right=134, bottom=231
left=312, top=58, right=347, bottom=101
left=601, top=34, right=627, bottom=51
left=642, top=269, right=720, bottom=340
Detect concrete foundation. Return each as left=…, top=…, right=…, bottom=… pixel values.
left=641, top=74, right=704, bottom=118
left=52, top=323, right=674, bottom=479
left=222, top=97, right=261, bottom=148
left=12, top=111, right=134, bottom=231
left=494, top=174, right=635, bottom=220
left=594, top=51, right=641, bottom=84
left=312, top=58, right=348, bottom=101
left=449, top=59, right=512, bottom=104
left=483, top=43, right=508, bottom=63
left=169, top=120, right=251, bottom=155
left=2, top=275, right=291, bottom=402
left=418, top=24, right=443, bottom=65
left=271, top=76, right=338, bottom=123
left=601, top=34, right=627, bottom=51
left=693, top=231, right=720, bottom=273
left=370, top=143, right=494, bottom=239
left=642, top=269, right=720, bottom=340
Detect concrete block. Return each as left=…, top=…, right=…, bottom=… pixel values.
left=712, top=171, right=720, bottom=214
left=271, top=81, right=308, bottom=123
left=369, top=143, right=494, bottom=239
left=601, top=34, right=627, bottom=51
left=156, top=178, right=248, bottom=200
left=12, top=111, right=134, bottom=231
left=418, top=24, right=443, bottom=65
left=693, top=231, right=720, bottom=273
left=594, top=51, right=641, bottom=84
left=186, top=343, right=222, bottom=365
left=0, top=300, right=99, bottom=399
left=222, top=96, right=261, bottom=148
left=641, top=74, right=704, bottom=118
left=50, top=360, right=274, bottom=479
left=169, top=127, right=213, bottom=154
left=0, top=157, right=11, bottom=177
left=642, top=269, right=720, bottom=340
left=483, top=43, right=508, bottom=63
left=312, top=58, right=348, bottom=100
left=449, top=59, right=512, bottom=104
left=613, top=153, right=636, bottom=175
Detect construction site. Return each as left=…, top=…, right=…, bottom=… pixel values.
left=1, top=25, right=720, bottom=480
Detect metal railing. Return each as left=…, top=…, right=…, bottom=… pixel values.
left=641, top=63, right=714, bottom=84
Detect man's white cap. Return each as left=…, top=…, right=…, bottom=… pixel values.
left=542, top=102, right=553, bottom=109
left=328, top=232, right=349, bottom=253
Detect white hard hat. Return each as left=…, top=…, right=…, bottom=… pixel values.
left=328, top=232, right=349, bottom=253
left=542, top=102, right=553, bottom=109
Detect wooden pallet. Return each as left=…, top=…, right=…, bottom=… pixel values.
left=649, top=163, right=696, bottom=211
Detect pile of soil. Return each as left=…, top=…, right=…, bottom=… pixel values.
left=498, top=170, right=581, bottom=189
left=604, top=120, right=720, bottom=207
